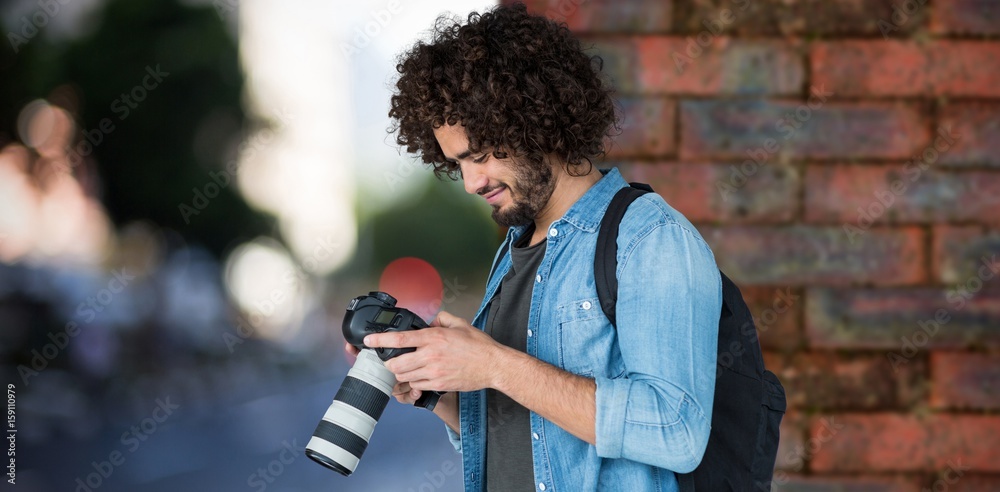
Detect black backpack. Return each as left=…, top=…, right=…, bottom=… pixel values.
left=595, top=183, right=786, bottom=491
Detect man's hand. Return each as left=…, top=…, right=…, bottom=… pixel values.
left=343, top=341, right=360, bottom=358
left=342, top=338, right=460, bottom=432
left=342, top=341, right=423, bottom=404
left=363, top=311, right=502, bottom=393
left=361, top=310, right=597, bottom=444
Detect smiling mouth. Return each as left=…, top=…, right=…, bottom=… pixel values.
left=481, top=186, right=506, bottom=203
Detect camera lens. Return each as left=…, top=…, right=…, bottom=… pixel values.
left=306, top=348, right=396, bottom=476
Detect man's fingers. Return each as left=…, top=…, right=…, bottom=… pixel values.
left=392, top=381, right=412, bottom=396
left=408, top=379, right=437, bottom=392
left=393, top=365, right=431, bottom=384
left=391, top=382, right=421, bottom=404
left=398, top=388, right=420, bottom=400
left=432, top=310, right=468, bottom=329
left=365, top=330, right=417, bottom=349
left=384, top=353, right=423, bottom=375
left=343, top=341, right=360, bottom=357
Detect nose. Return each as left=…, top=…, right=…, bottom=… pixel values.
left=460, top=162, right=488, bottom=195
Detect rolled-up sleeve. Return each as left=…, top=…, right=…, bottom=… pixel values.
left=594, top=219, right=721, bottom=473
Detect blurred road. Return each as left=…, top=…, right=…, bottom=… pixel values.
left=14, top=364, right=464, bottom=492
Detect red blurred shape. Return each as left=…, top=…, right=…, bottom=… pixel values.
left=378, top=257, right=443, bottom=322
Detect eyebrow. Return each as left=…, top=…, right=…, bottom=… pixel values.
left=445, top=149, right=474, bottom=163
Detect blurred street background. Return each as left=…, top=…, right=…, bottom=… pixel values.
left=2, top=0, right=1000, bottom=491
left=1, top=0, right=497, bottom=490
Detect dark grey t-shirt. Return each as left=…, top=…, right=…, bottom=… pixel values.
left=484, top=229, right=546, bottom=492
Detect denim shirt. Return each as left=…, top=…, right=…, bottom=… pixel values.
left=446, top=168, right=722, bottom=492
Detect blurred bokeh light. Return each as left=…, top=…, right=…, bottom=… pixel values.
left=379, top=257, right=444, bottom=321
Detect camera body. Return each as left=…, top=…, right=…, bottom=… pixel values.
left=343, top=291, right=428, bottom=361
left=306, top=291, right=443, bottom=476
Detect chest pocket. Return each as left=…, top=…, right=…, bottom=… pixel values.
left=555, top=297, right=623, bottom=379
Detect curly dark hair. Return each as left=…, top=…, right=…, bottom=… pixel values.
left=388, top=3, right=618, bottom=180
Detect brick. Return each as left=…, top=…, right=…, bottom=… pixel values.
left=609, top=97, right=675, bottom=158
left=809, top=414, right=1000, bottom=472
left=672, top=0, right=924, bottom=36
left=806, top=288, right=1000, bottom=349
left=742, top=287, right=802, bottom=350
left=512, top=0, right=672, bottom=33
left=931, top=352, right=1000, bottom=410
left=620, top=162, right=799, bottom=224
left=811, top=41, right=924, bottom=97
left=637, top=37, right=804, bottom=95
left=804, top=166, right=1000, bottom=225
left=679, top=100, right=928, bottom=161
left=938, top=103, right=1000, bottom=168
left=770, top=475, right=923, bottom=492
left=771, top=352, right=923, bottom=410
left=811, top=41, right=1000, bottom=98
left=933, top=226, right=1000, bottom=286
left=699, top=226, right=925, bottom=286
left=931, top=0, right=1000, bottom=35
left=947, top=475, right=1000, bottom=492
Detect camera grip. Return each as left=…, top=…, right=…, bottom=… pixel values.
left=414, top=390, right=443, bottom=411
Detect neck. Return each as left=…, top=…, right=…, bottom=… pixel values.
left=529, top=165, right=602, bottom=244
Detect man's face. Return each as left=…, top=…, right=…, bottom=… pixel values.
left=433, top=124, right=555, bottom=228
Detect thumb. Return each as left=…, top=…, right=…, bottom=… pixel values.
left=432, top=310, right=468, bottom=329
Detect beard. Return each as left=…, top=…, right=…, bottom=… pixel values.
left=485, top=159, right=555, bottom=228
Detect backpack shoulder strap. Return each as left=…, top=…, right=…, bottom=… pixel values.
left=595, top=183, right=652, bottom=328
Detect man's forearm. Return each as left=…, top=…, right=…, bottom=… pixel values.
left=489, top=344, right=597, bottom=445
left=433, top=391, right=461, bottom=434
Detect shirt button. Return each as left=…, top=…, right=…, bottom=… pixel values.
left=582, top=301, right=592, bottom=310
left=535, top=274, right=541, bottom=283
left=539, top=483, right=546, bottom=491
left=549, top=228, right=558, bottom=237
left=527, top=329, right=533, bottom=337
left=532, top=432, right=539, bottom=440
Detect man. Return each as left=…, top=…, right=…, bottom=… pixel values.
left=355, top=4, right=722, bottom=491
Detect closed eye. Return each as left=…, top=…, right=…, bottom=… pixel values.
left=472, top=153, right=489, bottom=164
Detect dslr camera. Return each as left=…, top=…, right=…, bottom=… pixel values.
left=305, top=291, right=443, bottom=476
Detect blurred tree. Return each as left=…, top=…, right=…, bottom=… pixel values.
left=365, top=177, right=501, bottom=279
left=0, top=0, right=271, bottom=257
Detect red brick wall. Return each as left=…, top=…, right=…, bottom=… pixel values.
left=507, top=0, right=1000, bottom=489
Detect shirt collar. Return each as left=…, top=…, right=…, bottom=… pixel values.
left=506, top=167, right=628, bottom=241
